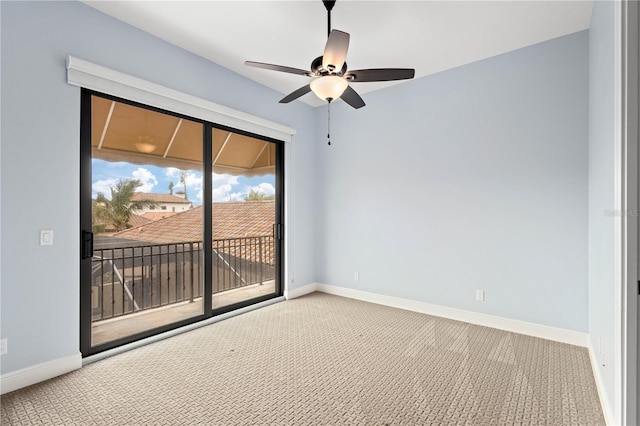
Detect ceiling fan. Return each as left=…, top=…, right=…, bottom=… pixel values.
left=244, top=0, right=415, bottom=109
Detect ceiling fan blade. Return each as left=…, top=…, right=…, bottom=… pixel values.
left=322, top=30, right=350, bottom=73
left=344, top=68, right=415, bottom=82
left=279, top=84, right=312, bottom=103
left=245, top=61, right=310, bottom=76
left=340, top=85, right=365, bottom=109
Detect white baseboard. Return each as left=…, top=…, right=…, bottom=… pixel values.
left=313, top=283, right=589, bottom=347
left=285, top=283, right=317, bottom=300
left=1, top=352, right=82, bottom=395
left=588, top=337, right=615, bottom=425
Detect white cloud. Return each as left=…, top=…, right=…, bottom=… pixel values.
left=251, top=182, right=275, bottom=197
left=184, top=172, right=202, bottom=188
left=92, top=178, right=118, bottom=199
left=92, top=168, right=157, bottom=199
left=132, top=168, right=158, bottom=193
left=212, top=173, right=240, bottom=202
left=165, top=167, right=181, bottom=179
left=184, top=172, right=203, bottom=202
left=209, top=177, right=275, bottom=202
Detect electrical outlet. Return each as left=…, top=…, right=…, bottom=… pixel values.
left=475, top=290, right=485, bottom=301
left=354, top=272, right=360, bottom=281
left=0, top=338, right=7, bottom=355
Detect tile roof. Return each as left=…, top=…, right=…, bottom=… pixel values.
left=141, top=211, right=178, bottom=221
left=128, top=213, right=153, bottom=228
left=131, top=192, right=192, bottom=204
left=93, top=213, right=151, bottom=232
left=114, top=201, right=275, bottom=244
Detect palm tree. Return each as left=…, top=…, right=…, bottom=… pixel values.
left=93, top=179, right=156, bottom=232
left=245, top=189, right=275, bottom=201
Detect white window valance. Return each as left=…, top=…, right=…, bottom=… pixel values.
left=66, top=56, right=295, bottom=143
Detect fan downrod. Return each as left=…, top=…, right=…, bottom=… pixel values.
left=322, top=0, right=336, bottom=37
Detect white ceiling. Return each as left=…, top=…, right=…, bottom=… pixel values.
left=82, top=0, right=593, bottom=108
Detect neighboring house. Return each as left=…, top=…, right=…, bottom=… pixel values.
left=130, top=192, right=193, bottom=214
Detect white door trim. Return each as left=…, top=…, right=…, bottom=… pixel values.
left=621, top=1, right=639, bottom=424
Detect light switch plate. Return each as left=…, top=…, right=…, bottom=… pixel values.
left=40, top=229, right=53, bottom=246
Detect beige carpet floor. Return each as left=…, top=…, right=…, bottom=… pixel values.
left=1, top=292, right=604, bottom=425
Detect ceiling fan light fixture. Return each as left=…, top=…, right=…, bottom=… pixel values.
left=310, top=75, right=348, bottom=102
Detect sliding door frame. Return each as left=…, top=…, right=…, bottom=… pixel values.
left=79, top=90, right=93, bottom=357
left=80, top=89, right=285, bottom=357
left=209, top=123, right=285, bottom=318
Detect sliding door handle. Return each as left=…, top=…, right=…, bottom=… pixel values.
left=82, top=230, right=93, bottom=259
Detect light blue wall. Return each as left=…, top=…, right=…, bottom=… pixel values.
left=588, top=0, right=617, bottom=416
left=0, top=1, right=317, bottom=375
left=316, top=31, right=589, bottom=332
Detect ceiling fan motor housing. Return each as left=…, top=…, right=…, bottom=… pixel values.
left=311, top=56, right=347, bottom=76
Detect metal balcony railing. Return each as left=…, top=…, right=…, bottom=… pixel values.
left=91, top=236, right=275, bottom=322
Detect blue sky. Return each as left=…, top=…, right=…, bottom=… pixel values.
left=92, top=159, right=275, bottom=205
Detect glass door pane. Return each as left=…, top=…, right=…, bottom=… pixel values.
left=211, top=128, right=279, bottom=310
left=88, top=95, right=204, bottom=347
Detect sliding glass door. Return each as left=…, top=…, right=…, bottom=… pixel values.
left=80, top=91, right=283, bottom=356
left=211, top=128, right=280, bottom=311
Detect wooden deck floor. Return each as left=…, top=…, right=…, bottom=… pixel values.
left=92, top=281, right=276, bottom=346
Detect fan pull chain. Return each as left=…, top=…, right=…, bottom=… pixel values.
left=327, top=102, right=331, bottom=146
